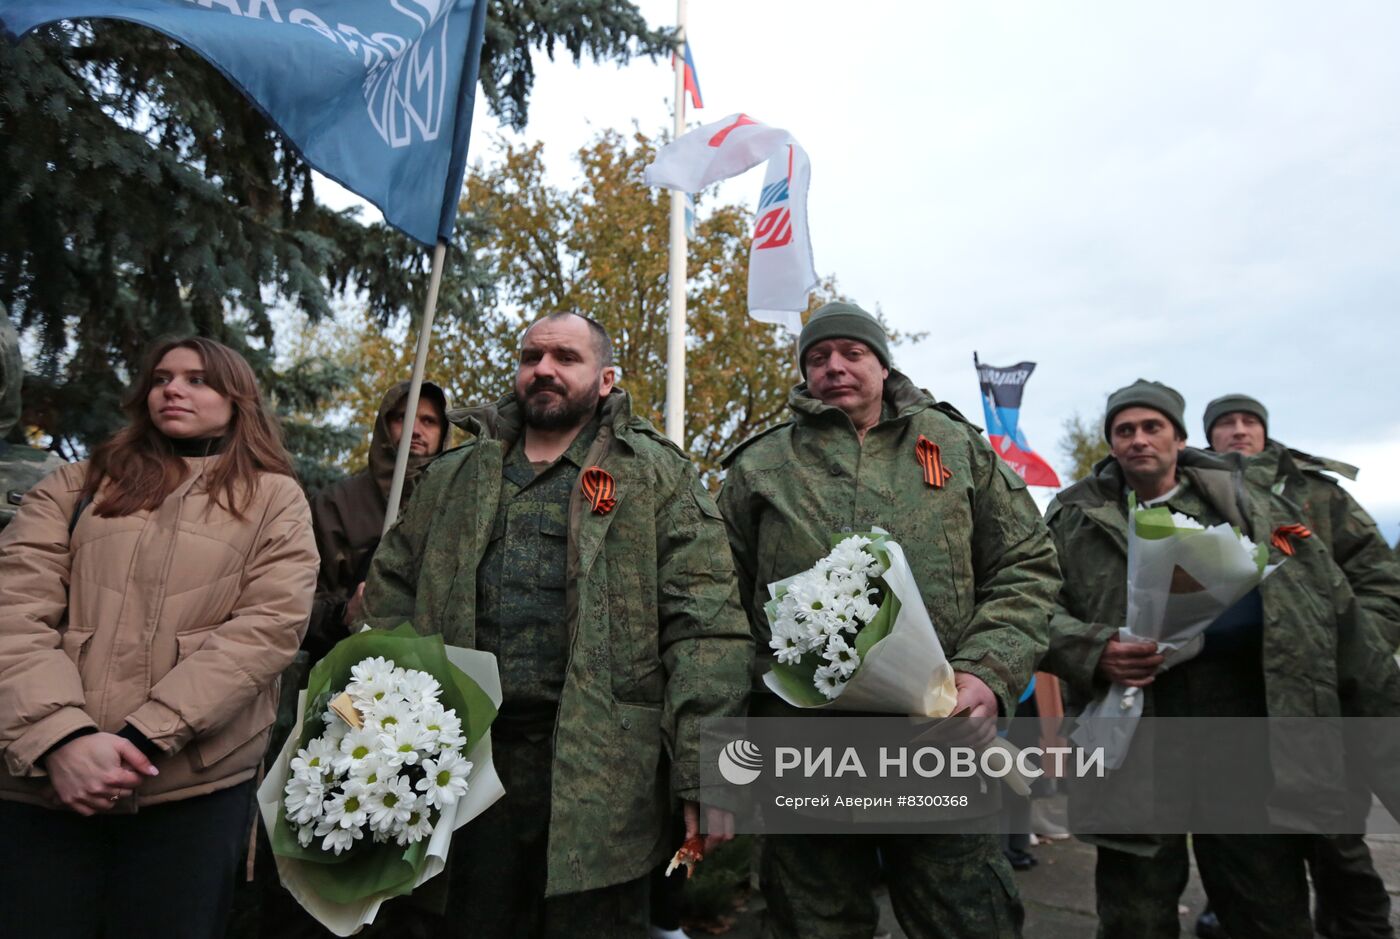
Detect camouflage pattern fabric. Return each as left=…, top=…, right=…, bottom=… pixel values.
left=1228, top=441, right=1400, bottom=938
left=760, top=833, right=1022, bottom=939
left=718, top=369, right=1059, bottom=715
left=0, top=305, right=63, bottom=530
left=362, top=388, right=752, bottom=897
left=1044, top=450, right=1400, bottom=935
left=474, top=418, right=597, bottom=731
left=720, top=369, right=1058, bottom=939
left=1235, top=441, right=1400, bottom=651
left=1095, top=835, right=1313, bottom=939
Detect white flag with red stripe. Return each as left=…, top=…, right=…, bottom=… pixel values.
left=645, top=113, right=817, bottom=334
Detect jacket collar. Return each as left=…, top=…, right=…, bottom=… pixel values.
left=1058, top=446, right=1251, bottom=537
left=451, top=387, right=640, bottom=453
left=787, top=368, right=934, bottom=429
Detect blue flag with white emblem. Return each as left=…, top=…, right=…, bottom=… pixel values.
left=0, top=0, right=487, bottom=245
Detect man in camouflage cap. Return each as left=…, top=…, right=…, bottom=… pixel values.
left=1042, top=379, right=1400, bottom=939
left=719, top=301, right=1059, bottom=938
left=363, top=312, right=752, bottom=936
left=0, top=303, right=64, bottom=529
left=1206, top=392, right=1400, bottom=939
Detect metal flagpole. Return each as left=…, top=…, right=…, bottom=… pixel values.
left=382, top=238, right=449, bottom=534
left=664, top=0, right=689, bottom=445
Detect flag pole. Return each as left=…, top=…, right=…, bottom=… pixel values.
left=664, top=0, right=689, bottom=445
left=382, top=238, right=448, bottom=534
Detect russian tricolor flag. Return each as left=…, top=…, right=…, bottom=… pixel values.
left=673, top=40, right=703, bottom=109
left=974, top=354, right=1062, bottom=488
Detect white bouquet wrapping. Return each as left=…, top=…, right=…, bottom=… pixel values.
left=1073, top=500, right=1276, bottom=768
left=762, top=531, right=1027, bottom=794
left=258, top=625, right=504, bottom=936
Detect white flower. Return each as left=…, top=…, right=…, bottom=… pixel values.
left=290, top=736, right=339, bottom=779
left=416, top=751, right=473, bottom=809
left=366, top=695, right=414, bottom=731
left=318, top=822, right=363, bottom=855
left=823, top=634, right=861, bottom=679
left=395, top=804, right=435, bottom=846
left=379, top=720, right=434, bottom=767
left=296, top=824, right=316, bottom=848
left=284, top=774, right=328, bottom=825
left=813, top=664, right=845, bottom=700
left=346, top=656, right=398, bottom=704
left=334, top=727, right=383, bottom=774
left=420, top=705, right=466, bottom=752
left=323, top=780, right=371, bottom=830
left=770, top=631, right=805, bottom=665
left=827, top=535, right=879, bottom=577
left=366, top=774, right=417, bottom=833
left=348, top=753, right=390, bottom=790
left=397, top=668, right=442, bottom=702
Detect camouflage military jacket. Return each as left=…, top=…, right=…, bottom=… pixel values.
left=1232, top=441, right=1400, bottom=650
left=1044, top=450, right=1400, bottom=834
left=718, top=369, right=1058, bottom=716
left=362, top=388, right=752, bottom=896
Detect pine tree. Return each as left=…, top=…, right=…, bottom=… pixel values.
left=0, top=6, right=671, bottom=484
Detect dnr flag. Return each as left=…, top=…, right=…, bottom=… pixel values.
left=0, top=0, right=489, bottom=246
left=974, top=353, right=1061, bottom=488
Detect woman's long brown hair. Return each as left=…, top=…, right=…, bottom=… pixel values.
left=82, top=337, right=297, bottom=519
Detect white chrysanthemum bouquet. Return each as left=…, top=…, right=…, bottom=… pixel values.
left=765, top=534, right=889, bottom=700
left=762, top=531, right=957, bottom=717
left=258, top=624, right=504, bottom=937
left=284, top=656, right=472, bottom=855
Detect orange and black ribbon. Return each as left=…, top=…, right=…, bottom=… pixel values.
left=1270, top=523, right=1313, bottom=556
left=581, top=466, right=617, bottom=515
left=914, top=436, right=953, bottom=489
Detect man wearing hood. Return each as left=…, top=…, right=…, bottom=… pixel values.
left=305, top=380, right=448, bottom=660
left=0, top=303, right=64, bottom=530
left=1204, top=393, right=1400, bottom=939
left=719, top=302, right=1060, bottom=939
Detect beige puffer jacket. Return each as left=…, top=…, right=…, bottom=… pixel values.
left=0, top=458, right=318, bottom=807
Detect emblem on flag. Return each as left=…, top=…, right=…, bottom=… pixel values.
left=973, top=354, right=1062, bottom=488
left=644, top=113, right=818, bottom=334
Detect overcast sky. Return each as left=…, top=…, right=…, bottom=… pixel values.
left=322, top=1, right=1400, bottom=538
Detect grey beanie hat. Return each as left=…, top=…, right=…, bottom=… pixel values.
left=1203, top=393, right=1269, bottom=439
left=797, top=302, right=891, bottom=376
left=1103, top=379, right=1188, bottom=441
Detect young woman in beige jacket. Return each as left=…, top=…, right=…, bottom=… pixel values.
left=0, top=337, right=319, bottom=939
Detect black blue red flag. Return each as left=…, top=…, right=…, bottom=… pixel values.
left=974, top=353, right=1062, bottom=488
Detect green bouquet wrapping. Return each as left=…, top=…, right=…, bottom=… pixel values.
left=257, top=624, right=503, bottom=936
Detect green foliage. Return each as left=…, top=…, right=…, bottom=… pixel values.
left=322, top=130, right=872, bottom=483
left=0, top=4, right=667, bottom=476
left=1059, top=410, right=1110, bottom=483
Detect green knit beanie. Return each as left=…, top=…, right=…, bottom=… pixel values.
left=1103, top=379, right=1187, bottom=441
left=1202, top=394, right=1268, bottom=439
left=797, top=302, right=891, bottom=376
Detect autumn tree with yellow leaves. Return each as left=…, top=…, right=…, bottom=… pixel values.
left=325, top=129, right=853, bottom=481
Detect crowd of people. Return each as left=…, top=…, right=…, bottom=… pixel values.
left=0, top=299, right=1397, bottom=939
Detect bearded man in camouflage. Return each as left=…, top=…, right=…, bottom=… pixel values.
left=719, top=302, right=1060, bottom=939
left=362, top=312, right=752, bottom=938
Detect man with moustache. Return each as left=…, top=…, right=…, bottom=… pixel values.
left=361, top=312, right=752, bottom=937
left=1204, top=393, right=1400, bottom=939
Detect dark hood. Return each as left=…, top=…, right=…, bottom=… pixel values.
left=369, top=380, right=449, bottom=498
